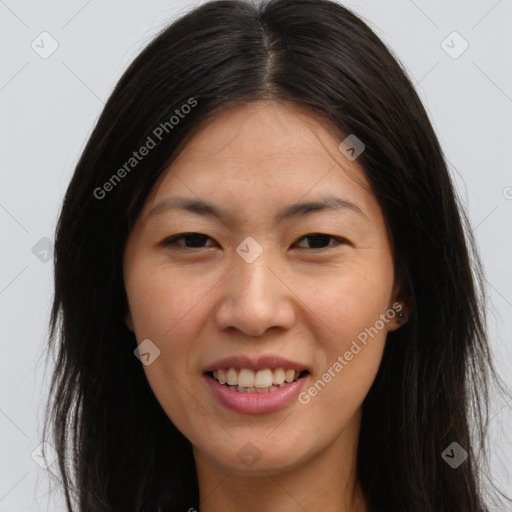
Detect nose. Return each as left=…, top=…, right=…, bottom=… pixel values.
left=214, top=248, right=296, bottom=337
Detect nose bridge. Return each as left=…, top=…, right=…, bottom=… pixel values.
left=236, top=247, right=275, bottom=296
left=233, top=239, right=280, bottom=308
left=215, top=238, right=295, bottom=336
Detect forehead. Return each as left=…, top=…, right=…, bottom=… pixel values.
left=168, top=100, right=362, bottom=174
left=177, top=100, right=341, bottom=157
left=143, top=100, right=376, bottom=224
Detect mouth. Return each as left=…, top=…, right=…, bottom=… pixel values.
left=204, top=368, right=310, bottom=393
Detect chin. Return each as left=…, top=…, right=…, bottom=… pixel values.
left=195, top=434, right=311, bottom=475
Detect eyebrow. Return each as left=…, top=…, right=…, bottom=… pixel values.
left=148, top=194, right=367, bottom=223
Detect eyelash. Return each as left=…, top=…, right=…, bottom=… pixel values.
left=162, top=233, right=348, bottom=251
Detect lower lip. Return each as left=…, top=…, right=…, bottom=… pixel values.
left=203, top=374, right=309, bottom=415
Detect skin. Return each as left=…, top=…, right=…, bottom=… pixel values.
left=123, top=100, right=408, bottom=512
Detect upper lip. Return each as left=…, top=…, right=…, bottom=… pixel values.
left=203, top=355, right=310, bottom=373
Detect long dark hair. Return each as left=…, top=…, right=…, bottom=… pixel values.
left=42, top=0, right=511, bottom=510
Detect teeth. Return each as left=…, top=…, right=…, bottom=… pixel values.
left=217, top=369, right=227, bottom=384
left=254, top=369, right=273, bottom=388
left=273, top=367, right=285, bottom=385
left=226, top=368, right=238, bottom=385
left=233, top=385, right=281, bottom=393
left=238, top=369, right=255, bottom=388
left=236, top=385, right=255, bottom=393
left=285, top=369, right=296, bottom=383
left=211, top=367, right=304, bottom=388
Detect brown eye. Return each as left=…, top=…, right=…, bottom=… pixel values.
left=162, top=233, right=348, bottom=251
left=163, top=233, right=214, bottom=249
left=294, top=234, right=346, bottom=250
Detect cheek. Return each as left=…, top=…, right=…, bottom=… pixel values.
left=124, top=263, right=217, bottom=401
left=306, top=255, right=393, bottom=386
left=125, top=263, right=210, bottom=339
left=124, top=265, right=211, bottom=427
left=313, top=255, right=394, bottom=333
left=300, top=289, right=389, bottom=425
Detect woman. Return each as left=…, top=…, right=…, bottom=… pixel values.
left=42, top=0, right=511, bottom=510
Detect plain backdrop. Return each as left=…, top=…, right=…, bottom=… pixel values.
left=0, top=0, right=511, bottom=510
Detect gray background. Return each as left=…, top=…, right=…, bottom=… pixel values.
left=0, top=0, right=511, bottom=510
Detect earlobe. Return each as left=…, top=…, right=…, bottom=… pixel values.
left=388, top=279, right=411, bottom=331
left=396, top=308, right=407, bottom=325
left=386, top=304, right=407, bottom=332
left=125, top=312, right=134, bottom=332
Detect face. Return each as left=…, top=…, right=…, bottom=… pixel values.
left=123, top=100, right=404, bottom=475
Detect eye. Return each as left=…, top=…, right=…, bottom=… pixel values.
left=162, top=233, right=215, bottom=249
left=293, top=233, right=347, bottom=250
left=162, top=233, right=347, bottom=251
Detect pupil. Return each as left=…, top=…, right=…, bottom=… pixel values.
left=186, top=234, right=207, bottom=248
left=307, top=234, right=329, bottom=248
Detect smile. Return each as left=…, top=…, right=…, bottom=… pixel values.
left=204, top=368, right=310, bottom=414
left=208, top=367, right=308, bottom=393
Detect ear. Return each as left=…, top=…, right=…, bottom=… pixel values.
left=387, top=282, right=411, bottom=332
left=125, top=311, right=134, bottom=332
